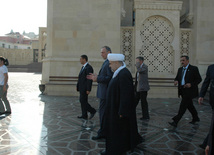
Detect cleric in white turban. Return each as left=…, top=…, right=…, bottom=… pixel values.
left=101, top=53, right=142, bottom=155
left=107, top=53, right=126, bottom=78
left=107, top=53, right=125, bottom=61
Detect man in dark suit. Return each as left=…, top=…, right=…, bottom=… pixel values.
left=198, top=64, right=214, bottom=154
left=135, top=56, right=150, bottom=120
left=87, top=46, right=113, bottom=140
left=76, top=55, right=96, bottom=120
left=169, top=55, right=202, bottom=127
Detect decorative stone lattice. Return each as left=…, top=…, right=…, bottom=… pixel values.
left=139, top=16, right=174, bottom=73
left=180, top=29, right=191, bottom=56
left=121, top=27, right=134, bottom=71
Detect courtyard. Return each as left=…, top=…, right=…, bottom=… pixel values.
left=0, top=73, right=211, bottom=155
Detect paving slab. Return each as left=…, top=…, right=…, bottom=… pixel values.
left=0, top=73, right=211, bottom=155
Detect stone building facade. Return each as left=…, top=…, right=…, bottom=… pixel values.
left=0, top=47, right=33, bottom=65
left=0, top=27, right=47, bottom=66
left=41, top=0, right=214, bottom=97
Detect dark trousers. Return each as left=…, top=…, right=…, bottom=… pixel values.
left=202, top=134, right=209, bottom=147
left=201, top=110, right=214, bottom=150
left=98, top=99, right=106, bottom=136
left=135, top=91, right=150, bottom=119
left=172, top=95, right=199, bottom=124
left=208, top=110, right=214, bottom=155
left=79, top=92, right=96, bottom=118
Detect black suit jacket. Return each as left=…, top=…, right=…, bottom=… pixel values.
left=199, top=65, right=214, bottom=154
left=77, top=63, right=94, bottom=92
left=208, top=110, right=214, bottom=154
left=199, top=64, right=214, bottom=109
left=175, top=64, right=202, bottom=98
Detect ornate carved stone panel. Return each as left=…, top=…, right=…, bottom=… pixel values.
left=139, top=16, right=174, bottom=73
left=121, top=27, right=134, bottom=71
left=180, top=29, right=191, bottom=56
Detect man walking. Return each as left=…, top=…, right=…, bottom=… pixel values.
left=169, top=55, right=202, bottom=127
left=87, top=46, right=113, bottom=140
left=0, top=56, right=11, bottom=115
left=101, top=53, right=141, bottom=155
left=135, top=56, right=150, bottom=120
left=198, top=64, right=214, bottom=154
left=76, top=55, right=96, bottom=120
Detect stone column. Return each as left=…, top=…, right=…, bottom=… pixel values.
left=42, top=0, right=121, bottom=96
left=192, top=0, right=214, bottom=76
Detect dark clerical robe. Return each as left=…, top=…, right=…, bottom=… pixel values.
left=103, top=67, right=141, bottom=155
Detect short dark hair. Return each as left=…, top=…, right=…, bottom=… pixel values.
left=0, top=56, right=9, bottom=66
left=136, top=56, right=144, bottom=61
left=81, top=55, right=88, bottom=62
left=181, top=55, right=189, bottom=60
left=102, top=46, right=112, bottom=53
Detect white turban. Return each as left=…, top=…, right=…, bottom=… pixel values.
left=107, top=53, right=125, bottom=61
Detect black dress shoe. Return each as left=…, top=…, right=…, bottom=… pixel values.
left=168, top=121, right=177, bottom=127
left=89, top=111, right=96, bottom=119
left=140, top=117, right=150, bottom=120
left=138, top=135, right=145, bottom=143
left=189, top=119, right=200, bottom=124
left=100, top=150, right=106, bottom=155
left=199, top=144, right=206, bottom=149
left=0, top=112, right=5, bottom=115
left=92, top=135, right=105, bottom=140
left=4, top=111, right=11, bottom=115
left=77, top=116, right=88, bottom=120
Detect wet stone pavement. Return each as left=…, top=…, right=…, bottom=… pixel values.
left=0, top=73, right=212, bottom=155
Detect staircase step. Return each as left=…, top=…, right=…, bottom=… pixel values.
left=7, top=62, right=42, bottom=73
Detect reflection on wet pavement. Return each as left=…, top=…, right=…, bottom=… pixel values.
left=0, top=73, right=211, bottom=155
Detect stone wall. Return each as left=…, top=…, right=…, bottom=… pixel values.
left=42, top=0, right=214, bottom=97
left=42, top=0, right=121, bottom=95
left=193, top=0, right=214, bottom=78
left=0, top=47, right=33, bottom=65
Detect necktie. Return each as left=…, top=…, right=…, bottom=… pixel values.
left=80, top=66, right=84, bottom=74
left=181, top=68, right=186, bottom=77
left=181, top=68, right=186, bottom=85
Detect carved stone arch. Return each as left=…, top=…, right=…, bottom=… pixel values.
left=139, top=15, right=175, bottom=74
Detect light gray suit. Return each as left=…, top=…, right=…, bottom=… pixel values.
left=135, top=63, right=150, bottom=119
left=136, top=64, right=150, bottom=92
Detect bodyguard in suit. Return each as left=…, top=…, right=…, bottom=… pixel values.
left=198, top=64, right=214, bottom=154
left=76, top=55, right=96, bottom=120
left=87, top=46, right=113, bottom=140
left=169, top=55, right=202, bottom=127
left=135, top=56, right=150, bottom=120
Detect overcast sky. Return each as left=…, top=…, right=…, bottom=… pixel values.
left=0, top=0, right=47, bottom=35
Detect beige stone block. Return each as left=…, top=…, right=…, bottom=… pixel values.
left=44, top=83, right=178, bottom=99
left=148, top=87, right=178, bottom=98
